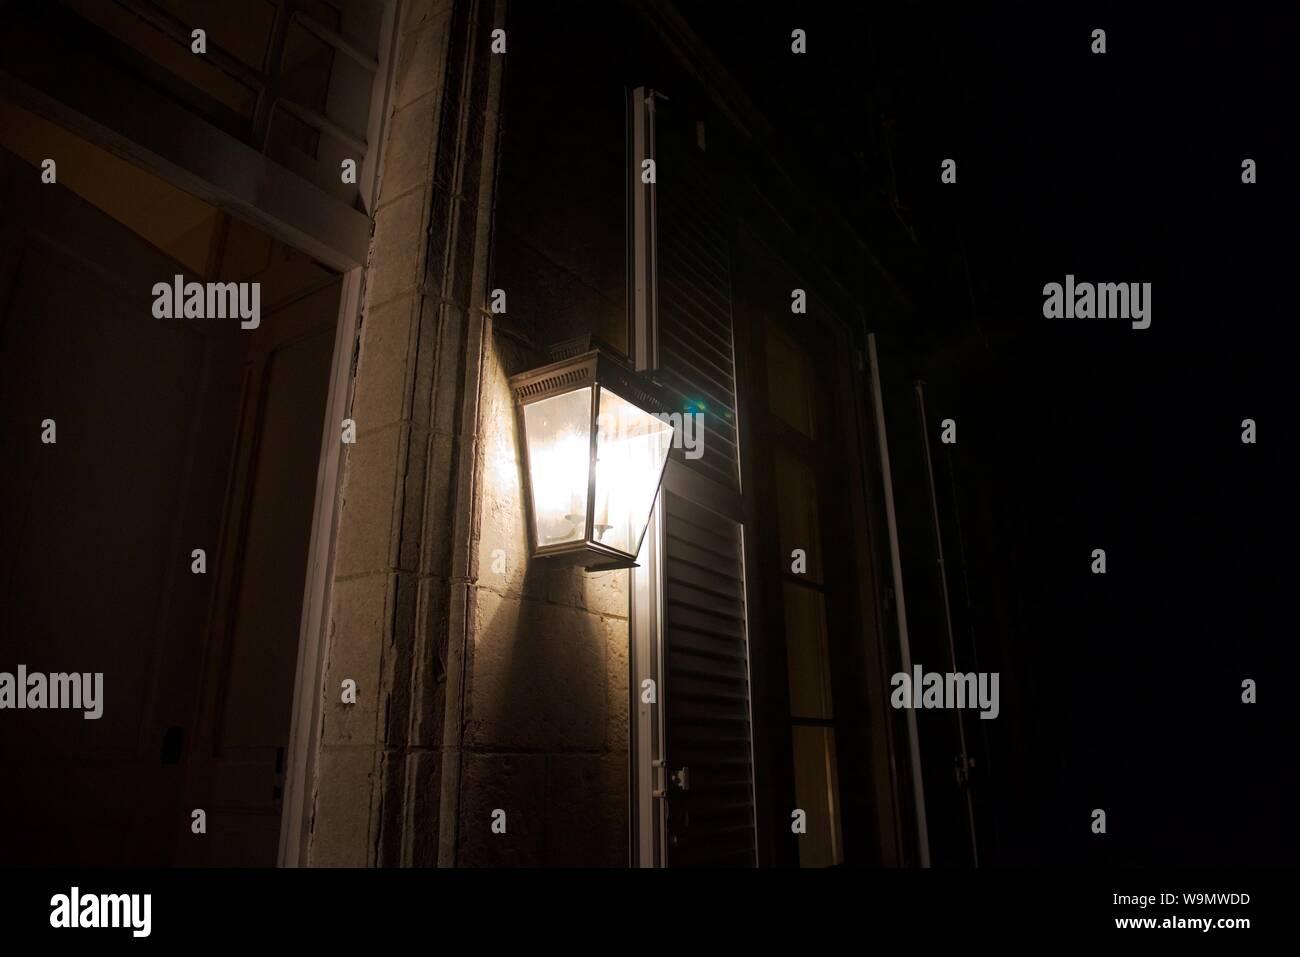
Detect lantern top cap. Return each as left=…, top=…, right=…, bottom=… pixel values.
left=508, top=336, right=671, bottom=413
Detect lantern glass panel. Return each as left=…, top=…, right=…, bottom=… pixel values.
left=523, top=386, right=593, bottom=547
left=592, top=387, right=675, bottom=556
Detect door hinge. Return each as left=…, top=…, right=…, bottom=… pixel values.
left=651, top=759, right=690, bottom=798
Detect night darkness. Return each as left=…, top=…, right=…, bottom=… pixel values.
left=682, top=1, right=1299, bottom=865
left=0, top=0, right=1296, bottom=936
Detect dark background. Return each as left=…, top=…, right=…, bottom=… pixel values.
left=1, top=0, right=1294, bottom=871
left=669, top=0, right=1298, bottom=865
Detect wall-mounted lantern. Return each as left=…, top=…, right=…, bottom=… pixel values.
left=510, top=339, right=674, bottom=570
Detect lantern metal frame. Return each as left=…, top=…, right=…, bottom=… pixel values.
left=509, top=339, right=673, bottom=571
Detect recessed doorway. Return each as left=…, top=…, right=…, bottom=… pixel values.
left=0, top=100, right=342, bottom=866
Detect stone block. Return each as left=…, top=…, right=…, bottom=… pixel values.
left=309, top=746, right=377, bottom=867
left=320, top=573, right=389, bottom=747
left=474, top=340, right=548, bottom=601
left=403, top=749, right=443, bottom=866
left=545, top=753, right=628, bottom=867
left=400, top=0, right=454, bottom=37
left=605, top=613, right=630, bottom=752
left=407, top=294, right=442, bottom=432
left=413, top=430, right=455, bottom=573
left=466, top=590, right=607, bottom=751
left=457, top=751, right=546, bottom=867
left=379, top=572, right=421, bottom=746
left=393, top=10, right=451, bottom=112
left=393, top=425, right=431, bottom=574
left=335, top=423, right=403, bottom=577
left=492, top=226, right=621, bottom=347
left=432, top=304, right=477, bottom=437
left=582, top=568, right=629, bottom=619
left=378, top=96, right=436, bottom=206
left=351, top=295, right=417, bottom=432
left=477, top=444, right=533, bottom=595
left=409, top=576, right=450, bottom=748
left=367, top=188, right=428, bottom=309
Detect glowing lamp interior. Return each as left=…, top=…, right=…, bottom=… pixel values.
left=521, top=384, right=673, bottom=563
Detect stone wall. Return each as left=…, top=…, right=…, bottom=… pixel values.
left=308, top=0, right=495, bottom=867
left=307, top=0, right=630, bottom=868
left=461, top=330, right=629, bottom=866
left=449, top=0, right=643, bottom=863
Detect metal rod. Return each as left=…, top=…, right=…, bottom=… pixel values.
left=866, top=334, right=931, bottom=867
left=914, top=379, right=979, bottom=866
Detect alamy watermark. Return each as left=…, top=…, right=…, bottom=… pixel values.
left=152, top=274, right=260, bottom=329
left=0, top=666, right=103, bottom=719
left=890, top=665, right=999, bottom=720
left=1042, top=274, right=1151, bottom=329
left=653, top=411, right=704, bottom=460
left=50, top=887, right=150, bottom=937
left=596, top=409, right=704, bottom=460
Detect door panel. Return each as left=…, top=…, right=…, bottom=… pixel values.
left=0, top=145, right=339, bottom=866
left=0, top=147, right=247, bottom=865
left=178, top=278, right=337, bottom=866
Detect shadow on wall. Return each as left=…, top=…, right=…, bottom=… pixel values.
left=458, top=328, right=630, bottom=866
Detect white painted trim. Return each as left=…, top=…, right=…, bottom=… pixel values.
left=277, top=0, right=402, bottom=868
left=627, top=84, right=664, bottom=868
left=277, top=266, right=363, bottom=867
left=630, top=497, right=666, bottom=867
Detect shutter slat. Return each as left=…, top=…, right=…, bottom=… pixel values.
left=662, top=486, right=755, bottom=867
left=657, top=116, right=755, bottom=867
left=666, top=543, right=744, bottom=582
left=660, top=345, right=736, bottom=404
left=658, top=124, right=741, bottom=494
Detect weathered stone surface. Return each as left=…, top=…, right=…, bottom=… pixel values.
left=604, top=614, right=630, bottom=753
left=309, top=747, right=377, bottom=867
left=543, top=563, right=586, bottom=610
left=400, top=0, right=454, bottom=38
left=583, top=568, right=629, bottom=619
left=334, top=423, right=402, bottom=578
left=546, top=753, right=628, bottom=867
left=394, top=425, right=431, bottom=574
left=473, top=342, right=547, bottom=600
left=373, top=749, right=406, bottom=867
left=466, top=589, right=607, bottom=752
left=306, top=0, right=636, bottom=871
left=378, top=96, right=435, bottom=206
left=402, top=749, right=443, bottom=865
left=380, top=572, right=421, bottom=747
left=414, top=430, right=456, bottom=573
left=428, top=301, right=468, bottom=434
left=492, top=229, right=622, bottom=348
left=409, top=574, right=450, bottom=747
left=393, top=10, right=452, bottom=112
left=455, top=320, right=632, bottom=862
left=445, top=201, right=481, bottom=311
left=457, top=752, right=546, bottom=867
left=321, top=573, right=389, bottom=747
left=367, top=187, right=428, bottom=309
left=407, top=294, right=441, bottom=431
left=351, top=295, right=417, bottom=431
